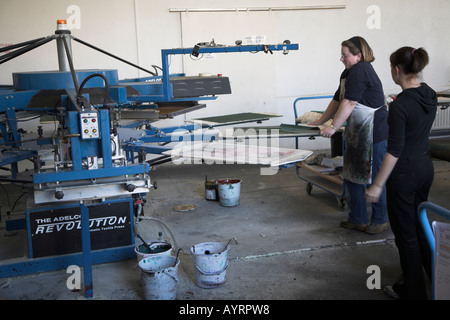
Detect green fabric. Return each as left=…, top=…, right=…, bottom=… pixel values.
left=233, top=124, right=319, bottom=137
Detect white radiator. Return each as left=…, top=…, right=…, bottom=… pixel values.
left=432, top=107, right=450, bottom=130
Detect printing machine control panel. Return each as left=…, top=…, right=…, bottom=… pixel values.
left=80, top=111, right=100, bottom=139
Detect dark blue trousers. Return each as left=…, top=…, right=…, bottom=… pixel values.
left=346, top=140, right=388, bottom=225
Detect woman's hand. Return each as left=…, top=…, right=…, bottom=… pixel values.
left=365, top=184, right=383, bottom=203
left=319, top=126, right=336, bottom=138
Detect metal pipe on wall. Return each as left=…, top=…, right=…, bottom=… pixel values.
left=169, top=5, right=346, bottom=13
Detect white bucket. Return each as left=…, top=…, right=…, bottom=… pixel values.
left=139, top=255, right=180, bottom=300
left=217, top=179, right=241, bottom=207
left=135, top=241, right=173, bottom=261
left=190, top=242, right=230, bottom=289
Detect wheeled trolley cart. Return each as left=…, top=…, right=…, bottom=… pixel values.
left=293, top=95, right=347, bottom=210
left=296, top=162, right=347, bottom=210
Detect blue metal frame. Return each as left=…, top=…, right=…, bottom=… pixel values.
left=293, top=95, right=333, bottom=119
left=1, top=197, right=135, bottom=299
left=12, top=70, right=119, bottom=91
left=0, top=149, right=37, bottom=179
left=159, top=44, right=299, bottom=103
left=293, top=95, right=334, bottom=148
left=114, top=44, right=299, bottom=104
left=293, top=95, right=347, bottom=207
left=0, top=245, right=135, bottom=276
left=80, top=203, right=93, bottom=298
left=0, top=90, right=39, bottom=178
left=418, top=201, right=450, bottom=300
left=1, top=44, right=300, bottom=172
left=32, top=163, right=150, bottom=184
left=0, top=41, right=299, bottom=298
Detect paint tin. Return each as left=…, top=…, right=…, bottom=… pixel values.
left=205, top=179, right=218, bottom=201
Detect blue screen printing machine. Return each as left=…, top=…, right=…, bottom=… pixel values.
left=0, top=21, right=320, bottom=298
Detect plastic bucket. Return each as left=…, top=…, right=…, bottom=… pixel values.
left=139, top=255, right=180, bottom=300
left=135, top=241, right=173, bottom=261
left=190, top=242, right=230, bottom=288
left=217, top=179, right=241, bottom=207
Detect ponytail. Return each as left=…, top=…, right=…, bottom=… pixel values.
left=390, top=47, right=429, bottom=75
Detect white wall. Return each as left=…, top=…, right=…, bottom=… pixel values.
left=1, top=0, right=449, bottom=149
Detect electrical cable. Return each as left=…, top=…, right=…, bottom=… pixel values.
left=0, top=36, right=54, bottom=65
left=0, top=37, right=46, bottom=53
left=151, top=65, right=162, bottom=76
left=0, top=184, right=11, bottom=211
left=10, top=191, right=27, bottom=213
left=78, top=73, right=110, bottom=99
left=72, top=36, right=157, bottom=76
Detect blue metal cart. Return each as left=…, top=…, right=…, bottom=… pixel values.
left=418, top=201, right=450, bottom=300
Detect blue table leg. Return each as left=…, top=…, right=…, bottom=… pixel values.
left=80, top=203, right=93, bottom=298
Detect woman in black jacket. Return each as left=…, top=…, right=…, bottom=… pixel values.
left=365, top=46, right=437, bottom=299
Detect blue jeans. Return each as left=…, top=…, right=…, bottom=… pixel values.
left=345, top=140, right=388, bottom=225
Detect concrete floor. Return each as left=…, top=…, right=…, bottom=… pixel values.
left=1, top=156, right=449, bottom=300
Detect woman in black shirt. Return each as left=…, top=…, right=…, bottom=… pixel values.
left=365, top=47, right=437, bottom=299
left=311, top=36, right=389, bottom=234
